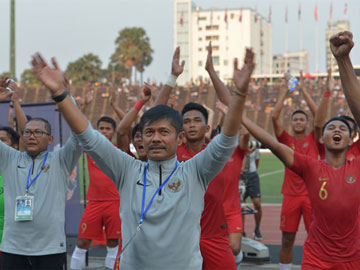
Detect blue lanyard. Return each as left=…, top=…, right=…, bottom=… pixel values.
left=139, top=161, right=178, bottom=225
left=26, top=152, right=49, bottom=193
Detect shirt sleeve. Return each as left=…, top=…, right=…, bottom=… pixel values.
left=277, top=130, right=291, bottom=146
left=0, top=141, right=19, bottom=173
left=185, top=132, right=238, bottom=188
left=290, top=152, right=309, bottom=180
left=75, top=123, right=140, bottom=189
left=57, top=133, right=83, bottom=176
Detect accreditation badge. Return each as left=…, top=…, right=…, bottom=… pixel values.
left=15, top=195, right=34, bottom=221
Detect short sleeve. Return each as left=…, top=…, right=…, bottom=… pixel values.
left=290, top=152, right=310, bottom=180
left=277, top=130, right=292, bottom=146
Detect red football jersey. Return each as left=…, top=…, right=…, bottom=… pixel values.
left=177, top=143, right=228, bottom=238
left=222, top=146, right=246, bottom=218
left=277, top=131, right=319, bottom=196
left=86, top=153, right=120, bottom=201
left=291, top=152, right=360, bottom=262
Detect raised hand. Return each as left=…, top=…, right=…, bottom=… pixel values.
left=31, top=53, right=65, bottom=96
left=205, top=41, right=214, bottom=72
left=330, top=31, right=354, bottom=59
left=84, top=83, right=94, bottom=105
left=8, top=82, right=20, bottom=103
left=233, top=48, right=255, bottom=94
left=171, top=47, right=185, bottom=77
left=326, top=68, right=334, bottom=91
left=141, top=83, right=153, bottom=103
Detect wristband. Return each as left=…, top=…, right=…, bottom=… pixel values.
left=134, top=100, right=144, bottom=111
left=323, top=91, right=331, bottom=98
left=165, top=74, right=177, bottom=88
left=52, top=91, right=68, bottom=103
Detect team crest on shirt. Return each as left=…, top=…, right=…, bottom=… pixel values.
left=346, top=176, right=356, bottom=184
left=303, top=142, right=309, bottom=148
left=42, top=164, right=50, bottom=172
left=168, top=180, right=183, bottom=192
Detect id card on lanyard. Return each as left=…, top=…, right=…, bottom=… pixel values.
left=118, top=161, right=178, bottom=257
left=15, top=152, right=48, bottom=222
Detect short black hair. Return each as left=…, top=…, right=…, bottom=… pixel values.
left=0, top=126, right=20, bottom=146
left=181, top=102, right=208, bottom=124
left=339, top=115, right=358, bottom=132
left=322, top=116, right=352, bottom=137
left=131, top=123, right=141, bottom=141
left=97, top=116, right=116, bottom=130
left=291, top=110, right=308, bottom=121
left=139, top=105, right=183, bottom=134
left=27, top=118, right=52, bottom=134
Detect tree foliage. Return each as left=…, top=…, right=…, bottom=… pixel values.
left=110, top=27, right=153, bottom=81
left=20, top=69, right=41, bottom=85
left=65, top=53, right=103, bottom=86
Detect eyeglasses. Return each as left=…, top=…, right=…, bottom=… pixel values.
left=23, top=130, right=50, bottom=138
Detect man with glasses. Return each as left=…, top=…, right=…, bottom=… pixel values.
left=0, top=114, right=82, bottom=269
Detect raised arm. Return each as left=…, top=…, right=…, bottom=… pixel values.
left=299, top=71, right=317, bottom=117
left=153, top=47, right=184, bottom=106
left=314, top=69, right=333, bottom=141
left=271, top=81, right=288, bottom=137
left=80, top=83, right=94, bottom=114
left=238, top=124, right=250, bottom=150
left=222, top=49, right=255, bottom=137
left=330, top=31, right=360, bottom=126
left=31, top=53, right=137, bottom=186
left=205, top=42, right=231, bottom=106
left=242, top=115, right=294, bottom=168
left=9, top=82, right=27, bottom=134
left=109, top=84, right=126, bottom=120
left=117, top=85, right=151, bottom=152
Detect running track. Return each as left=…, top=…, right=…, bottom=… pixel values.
left=243, top=204, right=307, bottom=246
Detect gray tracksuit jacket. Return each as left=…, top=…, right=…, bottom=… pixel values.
left=77, top=124, right=238, bottom=270
left=0, top=135, right=82, bottom=255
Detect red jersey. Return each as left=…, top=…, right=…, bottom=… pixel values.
left=291, top=152, right=360, bottom=262
left=177, top=143, right=228, bottom=238
left=222, top=146, right=246, bottom=218
left=277, top=131, right=319, bottom=196
left=86, top=154, right=120, bottom=201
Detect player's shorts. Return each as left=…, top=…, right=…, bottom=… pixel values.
left=280, top=195, right=311, bottom=233
left=302, top=244, right=360, bottom=270
left=78, top=200, right=121, bottom=240
left=240, top=172, right=261, bottom=200
left=200, top=235, right=236, bottom=270
left=226, top=212, right=243, bottom=234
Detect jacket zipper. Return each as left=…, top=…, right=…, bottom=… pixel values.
left=159, top=165, right=162, bottom=195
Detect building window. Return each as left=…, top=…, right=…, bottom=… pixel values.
left=213, top=46, right=219, bottom=51
left=198, top=47, right=202, bottom=52
left=224, top=60, right=228, bottom=66
left=231, top=13, right=234, bottom=19
left=199, top=17, right=206, bottom=21
left=205, top=25, right=219, bottom=30
left=198, top=37, right=202, bottom=41
left=198, top=61, right=203, bottom=67
left=198, top=27, right=202, bottom=31
left=213, top=56, right=220, bottom=66
left=205, top=35, right=219, bottom=41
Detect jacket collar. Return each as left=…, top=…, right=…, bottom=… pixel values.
left=147, top=156, right=178, bottom=173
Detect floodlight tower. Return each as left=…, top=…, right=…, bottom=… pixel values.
left=10, top=0, right=15, bottom=78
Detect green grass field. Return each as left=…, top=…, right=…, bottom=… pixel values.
left=256, top=153, right=285, bottom=204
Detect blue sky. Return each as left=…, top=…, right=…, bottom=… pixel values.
left=0, top=0, right=359, bottom=83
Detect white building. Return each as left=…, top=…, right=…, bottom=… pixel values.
left=273, top=51, right=309, bottom=75
left=174, top=0, right=272, bottom=85
left=325, top=20, right=349, bottom=72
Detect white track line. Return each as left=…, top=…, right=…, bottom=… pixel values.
left=259, top=169, right=284, bottom=178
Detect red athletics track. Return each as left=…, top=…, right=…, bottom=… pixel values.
left=242, top=204, right=307, bottom=246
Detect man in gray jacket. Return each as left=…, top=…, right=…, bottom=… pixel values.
left=31, top=50, right=255, bottom=270
left=0, top=115, right=82, bottom=269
